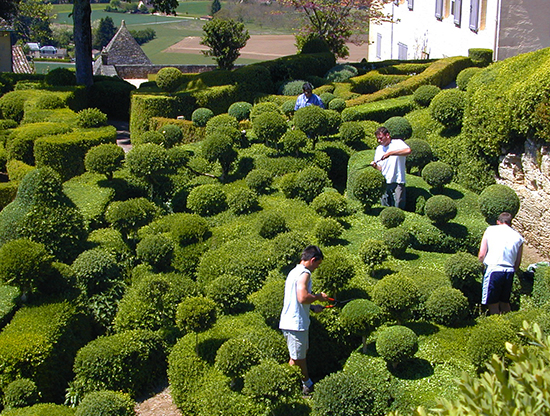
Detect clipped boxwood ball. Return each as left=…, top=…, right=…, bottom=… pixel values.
left=405, top=138, right=433, bottom=172
left=311, top=191, right=349, bottom=217
left=339, top=121, right=365, bottom=145
left=75, top=390, right=135, bottom=416
left=372, top=274, right=420, bottom=322
left=228, top=188, right=259, bottom=215
left=278, top=79, right=307, bottom=96
left=228, top=101, right=253, bottom=121
left=445, top=252, right=484, bottom=291
left=215, top=338, right=262, bottom=379
left=85, top=143, right=125, bottom=180
left=324, top=64, right=358, bottom=83
left=314, top=217, right=343, bottom=245
left=466, top=316, right=517, bottom=370
left=425, top=286, right=469, bottom=326
left=252, top=111, right=288, bottom=144
left=45, top=67, right=76, bottom=86
left=249, top=102, right=282, bottom=123
left=384, top=227, right=410, bottom=258
left=3, top=378, right=40, bottom=409
left=319, top=92, right=335, bottom=107
left=328, top=98, right=346, bottom=112
left=293, top=105, right=328, bottom=138
left=384, top=116, right=412, bottom=140
left=242, top=360, right=301, bottom=404
left=280, top=99, right=296, bottom=118
left=191, top=107, right=214, bottom=127
left=245, top=169, right=272, bottom=194
left=258, top=212, right=287, bottom=239
left=348, top=168, right=386, bottom=210
left=175, top=296, right=216, bottom=333
left=421, top=161, right=454, bottom=189
left=429, top=89, right=466, bottom=128
left=376, top=325, right=418, bottom=367
left=76, top=108, right=107, bottom=128
left=279, top=129, right=307, bottom=154
left=379, top=206, right=405, bottom=228
left=359, top=239, right=389, bottom=269
left=478, top=184, right=520, bottom=224
left=155, top=67, right=184, bottom=92
left=456, top=67, right=482, bottom=91
left=187, top=184, right=227, bottom=216
left=205, top=274, right=250, bottom=314
left=159, top=124, right=183, bottom=148
left=136, top=234, right=174, bottom=270
left=413, top=85, right=441, bottom=107
left=424, top=195, right=457, bottom=224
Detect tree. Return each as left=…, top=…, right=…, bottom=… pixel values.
left=281, top=0, right=392, bottom=58
left=200, top=18, right=250, bottom=70
left=0, top=0, right=20, bottom=22
left=211, top=0, right=221, bottom=16
left=11, top=0, right=55, bottom=44
left=93, top=16, right=117, bottom=50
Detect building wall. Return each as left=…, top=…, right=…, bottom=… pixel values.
left=0, top=31, right=12, bottom=72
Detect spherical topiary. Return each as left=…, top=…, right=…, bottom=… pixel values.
left=379, top=206, right=405, bottom=228
left=340, top=299, right=382, bottom=339
left=292, top=166, right=331, bottom=203
left=249, top=279, right=285, bottom=327
left=71, top=248, right=120, bottom=295
left=136, top=130, right=164, bottom=146
left=359, top=238, right=389, bottom=269
left=186, top=184, right=227, bottom=216
left=228, top=187, right=259, bottom=214
left=293, top=105, right=328, bottom=138
left=258, top=212, right=288, bottom=239
left=444, top=252, right=484, bottom=291
left=3, top=378, right=40, bottom=409
left=201, top=133, right=238, bottom=178
left=319, top=92, right=335, bottom=107
left=279, top=79, right=307, bottom=96
left=421, top=161, right=454, bottom=189
left=424, top=195, right=457, bottom=224
left=35, top=94, right=65, bottom=110
left=376, top=325, right=418, bottom=367
left=405, top=138, right=433, bottom=173
left=206, top=274, right=250, bottom=314
left=384, top=227, right=410, bottom=258
left=425, top=286, right=469, bottom=326
left=215, top=338, right=262, bottom=380
left=242, top=360, right=301, bottom=406
left=156, top=67, right=184, bottom=92
left=245, top=169, right=272, bottom=194
left=159, top=124, right=183, bottom=148
left=339, top=121, right=365, bottom=146
left=328, top=98, right=346, bottom=112
left=136, top=234, right=174, bottom=271
left=105, top=197, right=161, bottom=238
left=44, top=68, right=76, bottom=86
left=341, top=107, right=360, bottom=122
left=348, top=168, right=386, bottom=210
left=314, top=218, right=343, bottom=245
left=76, top=108, right=108, bottom=128
left=191, top=107, right=214, bottom=127
left=468, top=48, right=493, bottom=67
left=249, top=102, right=282, bottom=123
left=279, top=129, right=307, bottom=154
left=384, top=116, right=412, bottom=140
left=85, top=144, right=125, bottom=180
left=429, top=89, right=466, bottom=128
left=456, top=67, right=482, bottom=91
left=280, top=99, right=296, bottom=118
left=175, top=296, right=216, bottom=333
left=478, top=184, right=520, bottom=224
left=311, top=191, right=349, bottom=217
left=372, top=274, right=420, bottom=323
left=299, top=35, right=331, bottom=54
left=205, top=113, right=239, bottom=135
left=324, top=64, right=358, bottom=83
left=75, top=390, right=135, bottom=416
left=228, top=101, right=253, bottom=121
left=252, top=111, right=288, bottom=144
left=314, top=247, right=355, bottom=294
left=324, top=109, right=342, bottom=135
left=270, top=231, right=309, bottom=269
left=413, top=85, right=441, bottom=107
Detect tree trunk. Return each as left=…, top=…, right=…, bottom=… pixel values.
left=73, top=0, right=93, bottom=86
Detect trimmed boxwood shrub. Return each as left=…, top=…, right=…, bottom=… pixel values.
left=279, top=129, right=307, bottom=154
left=429, top=89, right=466, bottom=128
left=205, top=113, right=239, bottom=135
left=155, top=67, right=184, bottom=93
left=205, top=274, right=250, bottom=315
left=339, top=121, right=365, bottom=146
left=324, top=64, right=358, bottom=82
left=159, top=124, right=183, bottom=148
left=469, top=48, right=493, bottom=67
left=384, top=227, right=410, bottom=258
left=44, top=68, right=76, bottom=86
left=456, top=67, right=482, bottom=91
left=0, top=91, right=28, bottom=122
left=252, top=111, right=288, bottom=145
left=249, top=102, right=282, bottom=123
left=227, top=187, right=259, bottom=215
left=478, top=184, right=520, bottom=224
left=187, top=184, right=227, bottom=216
left=384, top=116, right=412, bottom=140
left=215, top=338, right=262, bottom=380
left=245, top=169, right=272, bottom=194
left=175, top=296, right=217, bottom=334
left=425, top=286, right=469, bottom=326
left=270, top=231, right=309, bottom=269
left=340, top=299, right=382, bottom=351
left=136, top=234, right=174, bottom=271
left=1, top=403, right=75, bottom=416
left=72, top=248, right=121, bottom=296
left=328, top=97, right=346, bottom=112
left=372, top=274, right=420, bottom=323
left=228, top=101, right=253, bottom=121
left=249, top=278, right=285, bottom=328
left=84, top=144, right=125, bottom=180
left=319, top=92, right=335, bottom=107
left=293, top=166, right=331, bottom=203
left=2, top=378, right=40, bottom=409
left=413, top=85, right=441, bottom=107
left=201, top=133, right=238, bottom=179
left=242, top=360, right=301, bottom=406
left=379, top=206, right=405, bottom=228
left=314, top=217, right=343, bottom=245
left=311, top=191, right=349, bottom=217
left=134, top=130, right=164, bottom=146
left=105, top=197, right=161, bottom=239
left=421, top=161, right=454, bottom=189
left=35, top=93, right=65, bottom=110
left=191, top=107, right=214, bottom=127
left=347, top=168, right=386, bottom=210
left=293, top=105, right=328, bottom=140
left=280, top=99, right=296, bottom=117
left=375, top=325, right=418, bottom=368
left=314, top=246, right=355, bottom=294
left=359, top=239, right=389, bottom=269
left=76, top=108, right=107, bottom=128
left=424, top=195, right=457, bottom=224
left=405, top=138, right=433, bottom=173
left=75, top=390, right=135, bottom=416
left=444, top=252, right=484, bottom=291
left=258, top=211, right=287, bottom=239
left=278, top=79, right=307, bottom=96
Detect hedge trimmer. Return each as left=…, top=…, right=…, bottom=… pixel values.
left=324, top=297, right=355, bottom=308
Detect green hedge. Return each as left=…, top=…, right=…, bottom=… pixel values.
left=129, top=94, right=184, bottom=136
left=34, top=126, right=117, bottom=180
left=0, top=285, right=19, bottom=329
left=0, top=181, right=18, bottom=211
left=1, top=403, right=75, bottom=416
left=342, top=96, right=415, bottom=123
left=0, top=301, right=91, bottom=402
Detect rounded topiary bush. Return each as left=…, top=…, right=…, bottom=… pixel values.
left=175, top=296, right=216, bottom=333
left=444, top=252, right=484, bottom=291
left=405, top=138, right=433, bottom=173
left=328, top=97, right=346, bottom=112
left=348, top=168, right=386, bottom=210
left=376, top=325, right=418, bottom=367
left=425, top=286, right=469, bottom=326
left=205, top=274, right=250, bottom=314
left=35, top=94, right=65, bottom=110
left=249, top=279, right=285, bottom=327
left=159, top=124, right=183, bottom=148
left=168, top=213, right=209, bottom=245
left=85, top=144, right=125, bottom=180
left=339, top=121, right=365, bottom=146
left=324, top=64, right=358, bottom=83
left=44, top=68, right=76, bottom=86
left=469, top=48, right=493, bottom=67
left=293, top=104, right=328, bottom=138
left=105, top=197, right=160, bottom=238
left=340, top=299, right=382, bottom=339
left=249, top=102, right=282, bottom=123
left=75, top=390, right=135, bottom=416
left=279, top=80, right=307, bottom=96
left=155, top=67, right=184, bottom=92
left=191, top=107, right=214, bottom=127
left=252, top=111, right=288, bottom=144
left=413, top=85, right=441, bottom=107
left=384, top=116, right=412, bottom=140
left=186, top=184, right=227, bottom=216
left=299, top=35, right=330, bottom=54
left=279, top=129, right=307, bottom=154
left=136, top=234, right=174, bottom=271
left=271, top=231, right=309, bottom=269
left=421, top=161, right=454, bottom=189
left=228, top=187, right=259, bottom=214
left=478, top=184, right=520, bottom=224
left=3, top=378, right=40, bottom=409
left=72, top=248, right=120, bottom=296
left=136, top=130, right=164, bottom=146
left=319, top=92, right=335, bottom=107
left=379, top=206, right=405, bottom=228
left=384, top=227, right=410, bottom=258
left=372, top=274, right=420, bottom=323
left=215, top=338, right=262, bottom=380
left=280, top=99, right=296, bottom=118
left=314, top=217, right=343, bottom=245
left=258, top=212, right=287, bottom=239
left=76, top=108, right=108, bottom=128
left=245, top=169, right=272, bottom=194
left=359, top=239, right=389, bottom=269
left=314, top=247, right=355, bottom=294
left=205, top=113, right=239, bottom=135
left=429, top=89, right=466, bottom=128
left=228, top=101, right=253, bottom=121
left=293, top=166, right=331, bottom=203
left=311, top=191, right=348, bottom=217
left=424, top=195, right=457, bottom=224
left=456, top=67, right=482, bottom=91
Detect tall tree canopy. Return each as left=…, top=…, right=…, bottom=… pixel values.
left=200, top=18, right=250, bottom=71
left=281, top=0, right=392, bottom=58
left=1, top=0, right=55, bottom=44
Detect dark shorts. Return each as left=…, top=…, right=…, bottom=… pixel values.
left=481, top=270, right=514, bottom=305
left=381, top=183, right=406, bottom=210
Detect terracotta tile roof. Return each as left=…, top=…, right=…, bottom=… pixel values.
left=12, top=45, right=33, bottom=74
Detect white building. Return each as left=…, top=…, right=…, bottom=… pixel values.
left=369, top=0, right=550, bottom=62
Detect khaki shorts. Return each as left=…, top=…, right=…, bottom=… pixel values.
left=282, top=329, right=309, bottom=360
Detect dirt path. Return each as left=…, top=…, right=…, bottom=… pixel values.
left=135, top=386, right=182, bottom=416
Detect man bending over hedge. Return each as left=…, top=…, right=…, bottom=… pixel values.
left=478, top=212, right=523, bottom=315
left=371, top=126, right=411, bottom=209
left=279, top=245, right=329, bottom=395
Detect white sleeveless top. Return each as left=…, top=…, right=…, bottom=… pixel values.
left=279, top=264, right=312, bottom=332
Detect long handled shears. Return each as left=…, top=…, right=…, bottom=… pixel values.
left=324, top=297, right=355, bottom=308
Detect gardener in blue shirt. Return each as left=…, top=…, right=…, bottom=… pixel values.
left=294, top=82, right=325, bottom=110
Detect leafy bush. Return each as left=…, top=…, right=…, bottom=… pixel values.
left=35, top=93, right=65, bottom=110
left=3, top=378, right=40, bottom=409
left=372, top=274, right=420, bottom=323
left=84, top=143, right=125, bottom=180
left=1, top=403, right=75, bottom=416
left=279, top=79, right=307, bottom=96
left=258, top=211, right=287, bottom=239
left=187, top=184, right=227, bottom=216
left=105, top=197, right=160, bottom=238
left=215, top=338, right=262, bottom=380
left=375, top=325, right=418, bottom=367
left=75, top=390, right=135, bottom=416
left=249, top=102, right=282, bottom=123
left=279, top=129, right=307, bottom=154
left=405, top=138, right=433, bottom=173
left=469, top=48, right=493, bottom=66
left=249, top=279, right=285, bottom=328
left=445, top=252, right=484, bottom=291
left=315, top=246, right=355, bottom=294
left=324, top=64, right=358, bottom=83
left=299, top=35, right=331, bottom=54
left=159, top=124, right=183, bottom=148
left=328, top=97, right=346, bottom=112
left=425, top=286, right=469, bottom=326
left=319, top=92, right=335, bottom=107
left=294, top=166, right=331, bottom=203
left=280, top=99, right=296, bottom=118
left=384, top=116, right=412, bottom=140
left=359, top=239, right=389, bottom=269
left=134, top=130, right=164, bottom=146
left=379, top=207, right=405, bottom=228
left=340, top=299, right=382, bottom=351
left=270, top=231, right=309, bottom=269
left=156, top=67, right=184, bottom=92
left=205, top=274, right=250, bottom=314
left=72, top=248, right=120, bottom=296
left=201, top=133, right=238, bottom=179
left=228, top=187, right=259, bottom=214
left=421, top=161, right=454, bottom=189
left=136, top=234, right=174, bottom=271
left=252, top=111, right=287, bottom=144
left=339, top=121, right=365, bottom=146
left=245, top=169, right=272, bottom=194
left=384, top=227, right=410, bottom=258
left=44, top=68, right=76, bottom=86
left=347, top=168, right=386, bottom=210
left=293, top=105, right=328, bottom=139
left=311, top=191, right=349, bottom=217
left=76, top=108, right=108, bottom=128
left=315, top=217, right=343, bottom=245
left=242, top=360, right=301, bottom=407
left=175, top=296, right=217, bottom=333
left=478, top=184, right=520, bottom=224
left=205, top=113, right=239, bottom=135
left=424, top=195, right=457, bottom=224
left=456, top=67, right=482, bottom=91
left=191, top=107, right=214, bottom=127
left=429, top=89, right=466, bottom=128
left=228, top=101, right=253, bottom=121
left=413, top=85, right=441, bottom=107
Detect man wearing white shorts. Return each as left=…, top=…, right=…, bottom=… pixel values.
left=478, top=212, right=523, bottom=315
left=279, top=245, right=329, bottom=395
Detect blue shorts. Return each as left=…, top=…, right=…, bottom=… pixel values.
left=282, top=329, right=308, bottom=360
left=481, top=270, right=514, bottom=305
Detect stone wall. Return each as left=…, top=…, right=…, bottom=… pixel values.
left=115, top=64, right=218, bottom=79
left=498, top=138, right=550, bottom=259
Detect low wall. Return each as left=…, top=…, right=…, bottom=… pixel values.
left=115, top=64, right=243, bottom=79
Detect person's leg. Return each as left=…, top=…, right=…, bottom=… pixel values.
left=498, top=271, right=514, bottom=314
left=283, top=329, right=309, bottom=381
left=487, top=303, right=500, bottom=315
left=499, top=302, right=511, bottom=313
left=394, top=183, right=406, bottom=210
left=289, top=358, right=309, bottom=381
left=380, top=185, right=392, bottom=207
